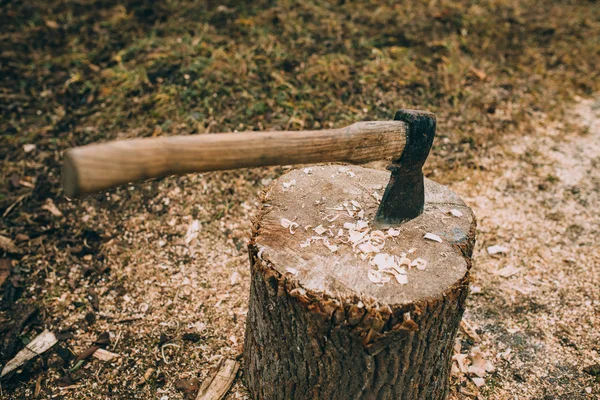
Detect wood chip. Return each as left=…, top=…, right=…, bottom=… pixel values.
left=280, top=218, right=292, bottom=228
left=285, top=267, right=298, bottom=276
left=487, top=244, right=509, bottom=255
left=410, top=257, right=427, bottom=270
left=1, top=330, right=58, bottom=378
left=460, top=319, right=481, bottom=342
left=41, top=198, right=63, bottom=217
left=195, top=359, right=240, bottom=400
left=448, top=209, right=463, bottom=217
left=471, top=377, right=485, bottom=387
left=23, top=144, right=36, bottom=153
left=493, top=265, right=521, bottom=278
left=313, top=225, right=327, bottom=235
left=424, top=232, right=443, bottom=243
left=282, top=179, right=296, bottom=189
left=367, top=269, right=382, bottom=284
left=185, top=220, right=201, bottom=245
left=138, top=367, right=156, bottom=385
left=387, top=228, right=400, bottom=237
left=92, top=348, right=121, bottom=361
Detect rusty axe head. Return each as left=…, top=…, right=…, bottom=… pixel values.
left=374, top=109, right=436, bottom=226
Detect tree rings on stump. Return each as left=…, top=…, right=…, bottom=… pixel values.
left=244, top=165, right=476, bottom=400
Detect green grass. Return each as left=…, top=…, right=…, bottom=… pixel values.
left=1, top=0, right=599, bottom=183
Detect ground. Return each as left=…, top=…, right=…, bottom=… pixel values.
left=1, top=0, right=599, bottom=399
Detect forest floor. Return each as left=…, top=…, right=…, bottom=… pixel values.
left=1, top=0, right=599, bottom=399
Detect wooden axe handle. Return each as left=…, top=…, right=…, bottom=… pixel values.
left=63, top=121, right=407, bottom=197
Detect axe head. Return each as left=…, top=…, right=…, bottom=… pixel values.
left=374, top=109, right=436, bottom=226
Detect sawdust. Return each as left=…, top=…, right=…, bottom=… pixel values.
left=448, top=97, right=600, bottom=399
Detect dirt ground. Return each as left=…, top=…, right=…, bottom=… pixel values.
left=1, top=1, right=600, bottom=399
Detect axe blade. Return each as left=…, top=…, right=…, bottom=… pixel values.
left=374, top=109, right=436, bottom=226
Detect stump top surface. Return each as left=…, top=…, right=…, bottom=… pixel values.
left=254, top=165, right=475, bottom=306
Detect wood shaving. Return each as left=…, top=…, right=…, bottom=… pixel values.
left=280, top=218, right=292, bottom=228
left=285, top=267, right=298, bottom=276
left=1, top=330, right=57, bottom=378
left=410, top=257, right=427, bottom=270
left=367, top=269, right=382, bottom=284
left=184, top=220, right=201, bottom=246
left=323, top=214, right=340, bottom=222
left=448, top=209, right=463, bottom=217
left=471, top=377, right=485, bottom=387
left=487, top=244, right=509, bottom=255
left=323, top=240, right=338, bottom=253
left=282, top=179, right=296, bottom=189
left=41, top=198, right=63, bottom=217
left=338, top=166, right=356, bottom=177
left=493, top=265, right=521, bottom=277
left=371, top=191, right=382, bottom=201
left=313, top=225, right=327, bottom=235
left=387, top=228, right=400, bottom=237
left=424, top=232, right=443, bottom=243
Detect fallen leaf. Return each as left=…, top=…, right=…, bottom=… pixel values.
left=94, top=332, right=111, bottom=346
left=175, top=378, right=200, bottom=400
left=75, top=345, right=100, bottom=363
left=0, top=235, right=19, bottom=253
left=1, top=330, right=58, bottom=378
left=0, top=258, right=11, bottom=287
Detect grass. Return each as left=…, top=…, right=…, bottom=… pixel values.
left=1, top=1, right=599, bottom=175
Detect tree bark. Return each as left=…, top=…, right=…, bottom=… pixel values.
left=243, top=166, right=476, bottom=400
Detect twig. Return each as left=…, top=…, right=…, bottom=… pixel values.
left=2, top=193, right=29, bottom=218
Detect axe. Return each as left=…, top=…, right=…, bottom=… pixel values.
left=63, top=110, right=435, bottom=225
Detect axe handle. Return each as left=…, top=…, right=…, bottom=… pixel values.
left=63, top=120, right=407, bottom=197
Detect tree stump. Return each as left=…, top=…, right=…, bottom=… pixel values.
left=244, top=165, right=476, bottom=400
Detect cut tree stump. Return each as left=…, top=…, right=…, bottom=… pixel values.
left=244, top=165, right=476, bottom=400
